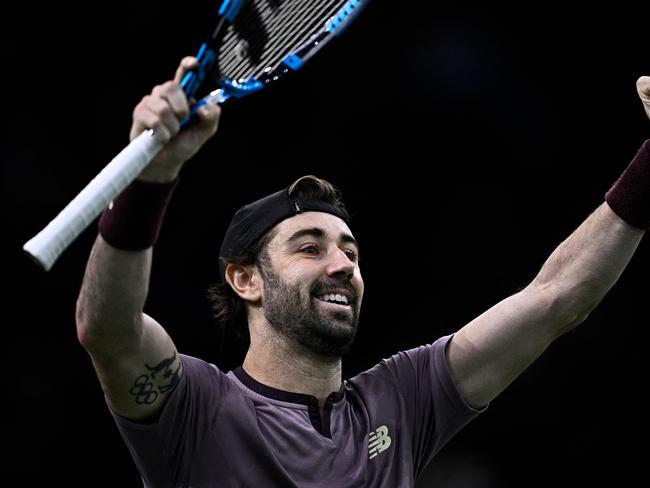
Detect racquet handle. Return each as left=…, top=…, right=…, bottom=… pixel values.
left=23, top=131, right=164, bottom=271
left=24, top=44, right=222, bottom=271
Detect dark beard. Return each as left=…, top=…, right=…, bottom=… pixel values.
left=262, top=269, right=360, bottom=358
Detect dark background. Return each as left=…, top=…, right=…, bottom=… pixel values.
left=3, top=2, right=649, bottom=486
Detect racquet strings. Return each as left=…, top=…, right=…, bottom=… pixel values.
left=218, top=0, right=350, bottom=81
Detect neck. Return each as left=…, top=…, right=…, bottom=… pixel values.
left=242, top=324, right=342, bottom=408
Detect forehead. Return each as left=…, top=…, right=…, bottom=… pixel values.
left=271, top=212, right=355, bottom=245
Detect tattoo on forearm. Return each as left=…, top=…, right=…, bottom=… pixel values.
left=129, top=352, right=182, bottom=405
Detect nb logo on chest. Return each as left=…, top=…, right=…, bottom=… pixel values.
left=368, top=425, right=392, bottom=459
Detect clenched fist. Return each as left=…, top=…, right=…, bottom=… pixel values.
left=638, top=76, right=650, bottom=120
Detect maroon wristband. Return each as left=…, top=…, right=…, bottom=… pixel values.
left=605, top=139, right=650, bottom=230
left=98, top=178, right=180, bottom=250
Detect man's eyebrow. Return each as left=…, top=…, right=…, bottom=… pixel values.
left=286, top=227, right=325, bottom=243
left=286, top=227, right=359, bottom=250
left=340, top=233, right=359, bottom=251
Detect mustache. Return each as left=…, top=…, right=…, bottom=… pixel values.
left=310, top=277, right=358, bottom=304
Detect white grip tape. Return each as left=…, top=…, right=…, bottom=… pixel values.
left=23, top=130, right=164, bottom=271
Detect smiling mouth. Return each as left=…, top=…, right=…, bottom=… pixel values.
left=313, top=295, right=355, bottom=316
left=316, top=293, right=350, bottom=306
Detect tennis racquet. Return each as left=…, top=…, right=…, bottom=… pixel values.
left=23, top=0, right=370, bottom=271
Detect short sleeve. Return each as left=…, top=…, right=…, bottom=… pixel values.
left=360, top=335, right=485, bottom=478
left=109, top=354, right=232, bottom=487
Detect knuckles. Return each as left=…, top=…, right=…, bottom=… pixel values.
left=637, top=76, right=650, bottom=94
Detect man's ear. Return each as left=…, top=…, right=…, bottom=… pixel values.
left=225, top=263, right=262, bottom=302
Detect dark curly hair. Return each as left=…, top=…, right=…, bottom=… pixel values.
left=207, top=175, right=347, bottom=343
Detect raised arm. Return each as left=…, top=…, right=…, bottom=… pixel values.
left=75, top=57, right=221, bottom=421
left=447, top=76, right=650, bottom=409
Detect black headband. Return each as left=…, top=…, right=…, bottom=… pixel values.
left=218, top=187, right=351, bottom=280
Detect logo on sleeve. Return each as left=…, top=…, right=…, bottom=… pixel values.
left=368, top=425, right=392, bottom=459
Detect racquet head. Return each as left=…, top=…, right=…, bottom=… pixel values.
left=182, top=0, right=370, bottom=118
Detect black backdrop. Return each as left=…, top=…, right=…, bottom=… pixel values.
left=4, top=2, right=649, bottom=486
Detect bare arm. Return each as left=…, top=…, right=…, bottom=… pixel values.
left=447, top=204, right=644, bottom=408
left=76, top=239, right=180, bottom=420
left=447, top=77, right=650, bottom=409
left=76, top=57, right=220, bottom=420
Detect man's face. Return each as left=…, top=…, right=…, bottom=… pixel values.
left=260, top=212, right=364, bottom=357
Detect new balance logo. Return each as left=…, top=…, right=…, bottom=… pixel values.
left=368, top=425, right=392, bottom=459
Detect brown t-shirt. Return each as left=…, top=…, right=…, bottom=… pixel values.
left=111, top=335, right=483, bottom=487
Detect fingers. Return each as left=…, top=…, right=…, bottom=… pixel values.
left=194, top=102, right=222, bottom=137
left=130, top=56, right=214, bottom=143
left=153, top=81, right=190, bottom=121
left=130, top=81, right=190, bottom=142
left=174, top=56, right=199, bottom=84
left=637, top=76, right=650, bottom=119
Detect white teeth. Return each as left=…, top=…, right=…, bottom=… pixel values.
left=318, top=293, right=349, bottom=305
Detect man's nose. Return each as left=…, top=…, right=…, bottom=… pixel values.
left=325, top=248, right=355, bottom=279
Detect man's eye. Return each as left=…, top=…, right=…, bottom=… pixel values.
left=344, top=249, right=359, bottom=262
left=300, top=245, right=319, bottom=255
